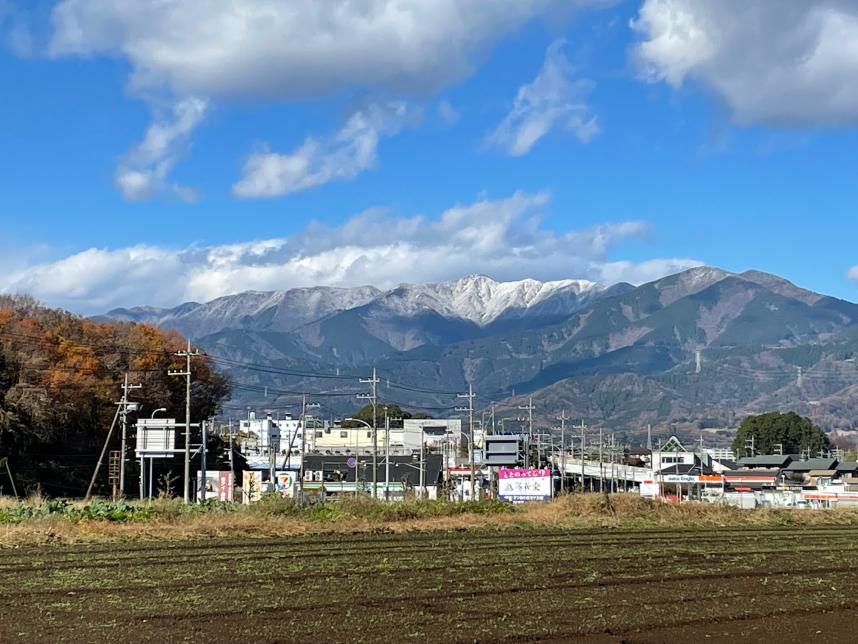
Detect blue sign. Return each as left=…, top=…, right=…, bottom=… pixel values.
left=347, top=456, right=357, bottom=468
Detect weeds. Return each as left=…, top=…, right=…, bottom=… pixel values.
left=2, top=493, right=858, bottom=545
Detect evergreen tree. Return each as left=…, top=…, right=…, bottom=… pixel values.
left=731, top=411, right=830, bottom=457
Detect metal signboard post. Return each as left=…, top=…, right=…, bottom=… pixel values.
left=135, top=419, right=178, bottom=500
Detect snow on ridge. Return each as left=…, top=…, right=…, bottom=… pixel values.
left=381, top=274, right=603, bottom=325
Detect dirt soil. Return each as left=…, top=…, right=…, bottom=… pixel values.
left=1, top=525, right=857, bottom=643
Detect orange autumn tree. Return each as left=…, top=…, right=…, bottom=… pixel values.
left=0, top=295, right=230, bottom=496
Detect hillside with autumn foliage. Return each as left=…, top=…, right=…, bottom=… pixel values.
left=0, top=295, right=230, bottom=496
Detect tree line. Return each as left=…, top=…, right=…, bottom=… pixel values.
left=0, top=295, right=230, bottom=496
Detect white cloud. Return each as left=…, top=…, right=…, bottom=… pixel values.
left=114, top=98, right=207, bottom=202
left=233, top=101, right=419, bottom=198
left=489, top=40, right=599, bottom=156
left=49, top=0, right=605, bottom=99
left=0, top=1, right=33, bottom=57
left=847, top=266, right=858, bottom=282
left=632, top=0, right=858, bottom=127
left=0, top=192, right=700, bottom=313
left=48, top=1, right=609, bottom=201
left=437, top=100, right=460, bottom=124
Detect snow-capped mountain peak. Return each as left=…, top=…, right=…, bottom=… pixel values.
left=379, top=274, right=603, bottom=325
left=98, top=274, right=610, bottom=337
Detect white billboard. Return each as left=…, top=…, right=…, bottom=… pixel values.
left=498, top=468, right=553, bottom=503
left=135, top=419, right=176, bottom=458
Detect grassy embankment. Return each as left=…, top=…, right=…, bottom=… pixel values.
left=2, top=493, right=857, bottom=545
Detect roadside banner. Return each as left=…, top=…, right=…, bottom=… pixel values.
left=498, top=467, right=552, bottom=503
left=639, top=480, right=660, bottom=498
left=197, top=470, right=234, bottom=502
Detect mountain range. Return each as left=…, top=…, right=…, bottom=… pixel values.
left=99, top=268, right=858, bottom=442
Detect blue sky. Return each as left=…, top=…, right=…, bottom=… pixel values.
left=1, top=0, right=857, bottom=313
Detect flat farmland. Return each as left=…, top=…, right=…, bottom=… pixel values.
left=2, top=526, right=858, bottom=643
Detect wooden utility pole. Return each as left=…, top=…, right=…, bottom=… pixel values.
left=85, top=403, right=122, bottom=502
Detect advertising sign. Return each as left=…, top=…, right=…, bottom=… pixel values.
left=498, top=468, right=552, bottom=503
left=242, top=471, right=263, bottom=504
left=639, top=480, right=660, bottom=498
left=276, top=471, right=298, bottom=498
left=197, top=471, right=234, bottom=502
left=663, top=474, right=699, bottom=483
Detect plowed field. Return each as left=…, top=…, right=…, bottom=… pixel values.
left=2, top=526, right=857, bottom=642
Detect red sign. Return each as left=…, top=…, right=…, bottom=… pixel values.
left=498, top=467, right=552, bottom=479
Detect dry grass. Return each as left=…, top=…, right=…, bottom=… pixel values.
left=2, top=493, right=858, bottom=547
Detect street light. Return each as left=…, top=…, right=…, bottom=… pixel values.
left=345, top=418, right=373, bottom=497
left=151, top=407, right=167, bottom=418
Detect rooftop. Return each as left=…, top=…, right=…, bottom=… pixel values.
left=784, top=458, right=839, bottom=472
left=737, top=455, right=793, bottom=468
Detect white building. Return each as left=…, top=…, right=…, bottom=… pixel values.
left=240, top=412, right=303, bottom=455
left=307, top=418, right=464, bottom=456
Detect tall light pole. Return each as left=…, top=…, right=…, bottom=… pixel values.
left=169, top=339, right=200, bottom=503
left=456, top=384, right=476, bottom=500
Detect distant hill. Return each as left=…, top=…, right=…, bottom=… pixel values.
left=99, top=268, right=858, bottom=438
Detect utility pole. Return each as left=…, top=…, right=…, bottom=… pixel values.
left=85, top=402, right=123, bottom=502
left=580, top=420, right=586, bottom=492
left=518, top=397, right=535, bottom=469
left=357, top=368, right=379, bottom=498
left=647, top=423, right=652, bottom=451
left=228, top=418, right=235, bottom=501
left=599, top=426, right=604, bottom=493
left=298, top=395, right=310, bottom=501
left=200, top=420, right=208, bottom=502
left=457, top=384, right=476, bottom=500
left=384, top=407, right=391, bottom=501
left=118, top=373, right=141, bottom=497
left=169, top=339, right=200, bottom=503
left=557, top=411, right=569, bottom=494
left=611, top=433, right=616, bottom=494
left=745, top=435, right=756, bottom=458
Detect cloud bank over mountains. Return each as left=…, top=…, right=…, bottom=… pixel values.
left=1, top=192, right=700, bottom=313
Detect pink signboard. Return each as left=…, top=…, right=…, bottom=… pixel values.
left=498, top=467, right=553, bottom=503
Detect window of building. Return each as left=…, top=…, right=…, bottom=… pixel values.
left=340, top=431, right=348, bottom=438
left=315, top=431, right=323, bottom=438
left=367, top=431, right=372, bottom=438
